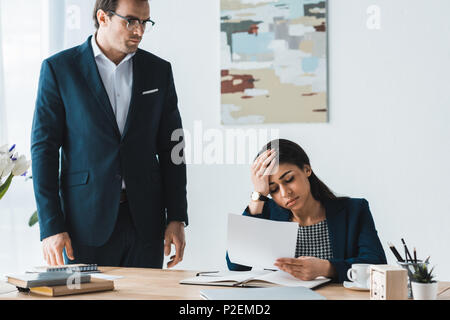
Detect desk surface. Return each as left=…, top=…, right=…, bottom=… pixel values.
left=1, top=267, right=449, bottom=300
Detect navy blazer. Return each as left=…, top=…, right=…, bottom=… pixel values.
left=226, top=198, right=387, bottom=283
left=31, top=36, right=188, bottom=246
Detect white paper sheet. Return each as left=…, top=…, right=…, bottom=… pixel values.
left=227, top=214, right=299, bottom=269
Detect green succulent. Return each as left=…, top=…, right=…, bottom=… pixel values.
left=411, top=263, right=436, bottom=284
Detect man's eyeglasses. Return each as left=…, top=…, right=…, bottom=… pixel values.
left=108, top=11, right=155, bottom=32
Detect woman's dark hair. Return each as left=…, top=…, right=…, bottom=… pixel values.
left=93, top=0, right=119, bottom=29
left=258, top=139, right=344, bottom=204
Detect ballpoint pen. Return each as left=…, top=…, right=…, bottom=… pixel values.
left=388, top=242, right=405, bottom=262
left=196, top=271, right=220, bottom=277
left=401, top=238, right=413, bottom=263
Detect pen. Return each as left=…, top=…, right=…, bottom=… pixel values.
left=413, top=247, right=417, bottom=264
left=388, top=242, right=405, bottom=262
left=401, top=238, right=413, bottom=263
left=196, top=271, right=219, bottom=277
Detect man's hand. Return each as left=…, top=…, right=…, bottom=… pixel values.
left=164, top=221, right=186, bottom=268
left=42, top=232, right=74, bottom=266
left=274, top=256, right=335, bottom=281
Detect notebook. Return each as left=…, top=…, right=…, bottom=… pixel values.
left=29, top=278, right=114, bottom=297
left=6, top=272, right=91, bottom=288
left=180, top=270, right=331, bottom=288
left=32, top=264, right=99, bottom=273
left=200, top=286, right=326, bottom=300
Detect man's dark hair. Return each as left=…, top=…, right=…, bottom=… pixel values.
left=93, top=0, right=119, bottom=29
left=93, top=0, right=149, bottom=29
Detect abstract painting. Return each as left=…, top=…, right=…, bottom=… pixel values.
left=221, top=0, right=328, bottom=124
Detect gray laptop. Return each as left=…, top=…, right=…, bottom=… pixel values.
left=200, top=286, right=326, bottom=300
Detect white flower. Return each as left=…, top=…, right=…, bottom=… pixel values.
left=0, top=153, right=14, bottom=181
left=12, top=155, right=31, bottom=177
left=0, top=145, right=31, bottom=181
left=0, top=144, right=31, bottom=202
left=0, top=144, right=9, bottom=154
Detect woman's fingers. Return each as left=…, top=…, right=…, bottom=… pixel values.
left=261, top=151, right=277, bottom=171
left=276, top=262, right=303, bottom=272
left=275, top=258, right=304, bottom=274
left=263, top=153, right=278, bottom=176
left=276, top=263, right=304, bottom=278
left=276, top=257, right=302, bottom=265
left=275, top=262, right=312, bottom=280
left=275, top=257, right=320, bottom=281
left=256, top=151, right=277, bottom=177
left=252, top=150, right=272, bottom=173
left=251, top=149, right=277, bottom=195
left=256, top=149, right=273, bottom=164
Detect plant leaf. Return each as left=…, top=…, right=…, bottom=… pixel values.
left=28, top=211, right=39, bottom=227
left=412, top=263, right=436, bottom=283
left=0, top=174, right=14, bottom=200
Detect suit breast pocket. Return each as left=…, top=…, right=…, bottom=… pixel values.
left=63, top=170, right=89, bottom=188
left=135, top=93, right=162, bottom=125
left=140, top=89, right=163, bottom=107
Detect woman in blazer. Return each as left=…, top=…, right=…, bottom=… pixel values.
left=226, top=139, right=387, bottom=283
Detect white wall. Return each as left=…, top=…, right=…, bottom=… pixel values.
left=142, top=0, right=450, bottom=280
left=1, top=0, right=449, bottom=281
left=0, top=0, right=7, bottom=145
left=0, top=0, right=44, bottom=276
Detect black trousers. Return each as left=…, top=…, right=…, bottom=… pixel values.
left=64, top=201, right=164, bottom=268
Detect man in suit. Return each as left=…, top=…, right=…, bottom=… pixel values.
left=31, top=0, right=188, bottom=268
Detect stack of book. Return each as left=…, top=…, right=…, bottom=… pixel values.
left=5, top=264, right=114, bottom=297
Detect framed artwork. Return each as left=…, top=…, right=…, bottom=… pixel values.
left=221, top=0, right=328, bottom=124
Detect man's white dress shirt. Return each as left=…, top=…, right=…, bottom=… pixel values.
left=91, top=35, right=135, bottom=189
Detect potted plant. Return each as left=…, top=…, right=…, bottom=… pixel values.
left=411, top=262, right=438, bottom=300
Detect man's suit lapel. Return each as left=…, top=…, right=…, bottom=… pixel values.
left=325, top=200, right=347, bottom=259
left=76, top=36, right=121, bottom=139
left=121, top=50, right=158, bottom=141
left=121, top=50, right=142, bottom=141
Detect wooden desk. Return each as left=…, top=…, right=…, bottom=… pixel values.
left=1, top=267, right=449, bottom=300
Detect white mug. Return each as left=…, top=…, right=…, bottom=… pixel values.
left=347, top=264, right=371, bottom=288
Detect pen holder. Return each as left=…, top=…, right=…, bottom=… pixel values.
left=397, top=260, right=427, bottom=299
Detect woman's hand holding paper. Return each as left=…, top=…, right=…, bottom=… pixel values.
left=274, top=256, right=335, bottom=281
